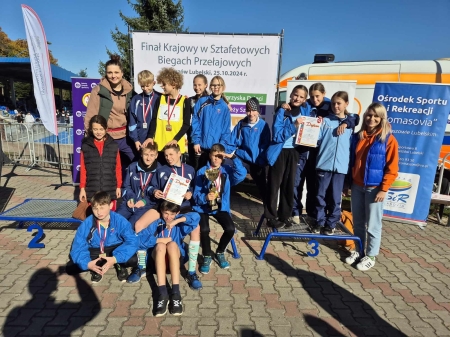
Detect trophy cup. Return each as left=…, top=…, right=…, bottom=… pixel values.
left=205, top=168, right=220, bottom=210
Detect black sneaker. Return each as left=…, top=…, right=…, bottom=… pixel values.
left=267, top=218, right=285, bottom=229
left=155, top=295, right=169, bottom=317
left=284, top=217, right=296, bottom=228
left=310, top=224, right=321, bottom=234
left=169, top=293, right=183, bottom=316
left=322, top=226, right=335, bottom=236
left=114, top=264, right=129, bottom=282
left=90, top=272, right=102, bottom=283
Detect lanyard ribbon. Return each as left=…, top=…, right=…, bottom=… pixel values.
left=139, top=172, right=153, bottom=196
left=167, top=94, right=180, bottom=126
left=97, top=221, right=108, bottom=254
left=142, top=93, right=154, bottom=121
left=171, top=164, right=184, bottom=177
left=158, top=221, right=172, bottom=238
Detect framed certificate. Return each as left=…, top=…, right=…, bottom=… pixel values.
left=162, top=173, right=190, bottom=205
left=295, top=116, right=322, bottom=147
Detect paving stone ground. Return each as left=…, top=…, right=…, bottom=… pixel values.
left=0, top=165, right=450, bottom=337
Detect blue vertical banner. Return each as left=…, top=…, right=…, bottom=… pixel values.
left=373, top=82, right=450, bottom=224
left=71, top=78, right=100, bottom=184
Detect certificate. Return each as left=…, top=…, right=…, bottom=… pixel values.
left=162, top=173, right=190, bottom=205
left=295, top=116, right=322, bottom=147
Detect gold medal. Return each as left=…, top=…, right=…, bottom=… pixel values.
left=99, top=253, right=106, bottom=258
left=166, top=124, right=172, bottom=131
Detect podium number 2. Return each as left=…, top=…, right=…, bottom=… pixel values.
left=28, top=224, right=45, bottom=248
left=307, top=240, right=320, bottom=257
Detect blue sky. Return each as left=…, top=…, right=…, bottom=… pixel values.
left=2, top=0, right=450, bottom=78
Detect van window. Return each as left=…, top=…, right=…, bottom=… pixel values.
left=278, top=91, right=287, bottom=105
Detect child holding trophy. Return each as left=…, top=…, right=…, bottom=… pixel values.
left=193, top=144, right=247, bottom=273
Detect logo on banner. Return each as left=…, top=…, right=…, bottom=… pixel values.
left=75, top=82, right=81, bottom=89
left=91, top=83, right=97, bottom=89
left=76, top=129, right=83, bottom=136
left=385, top=173, right=420, bottom=214
left=76, top=147, right=81, bottom=153
left=76, top=165, right=80, bottom=171
left=82, top=93, right=91, bottom=107
left=76, top=111, right=82, bottom=117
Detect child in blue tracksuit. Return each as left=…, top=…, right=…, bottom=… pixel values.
left=194, top=143, right=246, bottom=273
left=191, top=76, right=231, bottom=169
left=311, top=91, right=353, bottom=235
left=300, top=83, right=359, bottom=219
left=129, top=70, right=161, bottom=152
left=66, top=191, right=138, bottom=283
left=116, top=142, right=160, bottom=226
left=226, top=97, right=271, bottom=202
left=133, top=143, right=202, bottom=290
left=263, top=85, right=311, bottom=229
left=135, top=201, right=200, bottom=316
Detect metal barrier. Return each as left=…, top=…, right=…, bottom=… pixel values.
left=0, top=121, right=73, bottom=171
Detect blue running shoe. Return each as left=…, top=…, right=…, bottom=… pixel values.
left=126, top=267, right=146, bottom=283
left=186, top=271, right=203, bottom=290
left=215, top=252, right=230, bottom=269
left=199, top=256, right=212, bottom=274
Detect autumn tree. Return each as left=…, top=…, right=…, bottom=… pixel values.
left=100, top=0, right=185, bottom=80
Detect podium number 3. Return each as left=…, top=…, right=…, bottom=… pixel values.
left=28, top=224, right=45, bottom=248
left=307, top=240, right=320, bottom=257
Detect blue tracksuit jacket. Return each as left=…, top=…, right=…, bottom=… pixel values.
left=316, top=114, right=353, bottom=174
left=226, top=117, right=271, bottom=165
left=137, top=212, right=200, bottom=258
left=121, top=161, right=161, bottom=205
left=70, top=212, right=138, bottom=271
left=193, top=157, right=246, bottom=214
left=129, top=91, right=161, bottom=144
left=264, top=104, right=312, bottom=166
left=191, top=95, right=231, bottom=150
left=148, top=164, right=196, bottom=209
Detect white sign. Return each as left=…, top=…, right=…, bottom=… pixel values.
left=295, top=116, right=322, bottom=147
left=132, top=32, right=280, bottom=125
left=384, top=172, right=420, bottom=214
left=22, top=5, right=58, bottom=136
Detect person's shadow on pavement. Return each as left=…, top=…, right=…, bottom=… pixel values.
left=263, top=253, right=407, bottom=337
left=2, top=267, right=100, bottom=336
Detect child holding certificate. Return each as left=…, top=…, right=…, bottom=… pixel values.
left=193, top=143, right=246, bottom=273
left=133, top=143, right=202, bottom=290
left=136, top=201, right=201, bottom=316
left=116, top=142, right=160, bottom=226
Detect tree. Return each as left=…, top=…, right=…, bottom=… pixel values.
left=0, top=26, right=58, bottom=65
left=78, top=68, right=88, bottom=77
left=100, top=0, right=186, bottom=80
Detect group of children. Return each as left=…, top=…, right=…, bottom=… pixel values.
left=68, top=65, right=395, bottom=316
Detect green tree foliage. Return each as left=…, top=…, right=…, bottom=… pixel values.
left=78, top=68, right=88, bottom=77
left=100, top=0, right=186, bottom=81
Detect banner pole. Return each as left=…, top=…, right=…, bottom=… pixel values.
left=51, top=135, right=70, bottom=190
left=274, top=29, right=284, bottom=109
left=128, top=25, right=133, bottom=82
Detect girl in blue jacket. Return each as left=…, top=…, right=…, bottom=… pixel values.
left=194, top=143, right=246, bottom=274
left=264, top=85, right=311, bottom=229
left=191, top=76, right=231, bottom=169
left=312, top=91, right=353, bottom=235
left=226, top=97, right=271, bottom=202
left=66, top=191, right=138, bottom=283
left=136, top=201, right=200, bottom=316
left=116, top=142, right=160, bottom=226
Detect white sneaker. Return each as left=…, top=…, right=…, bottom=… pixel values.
left=356, top=256, right=376, bottom=271
left=292, top=215, right=300, bottom=224
left=345, top=251, right=360, bottom=265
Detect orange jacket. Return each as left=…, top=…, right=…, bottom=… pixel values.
left=352, top=130, right=399, bottom=191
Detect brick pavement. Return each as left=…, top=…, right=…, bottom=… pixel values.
left=0, top=165, right=450, bottom=336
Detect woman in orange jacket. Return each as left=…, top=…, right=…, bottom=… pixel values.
left=346, top=103, right=399, bottom=271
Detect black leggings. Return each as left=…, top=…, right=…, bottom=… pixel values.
left=199, top=212, right=235, bottom=256
left=65, top=244, right=138, bottom=275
